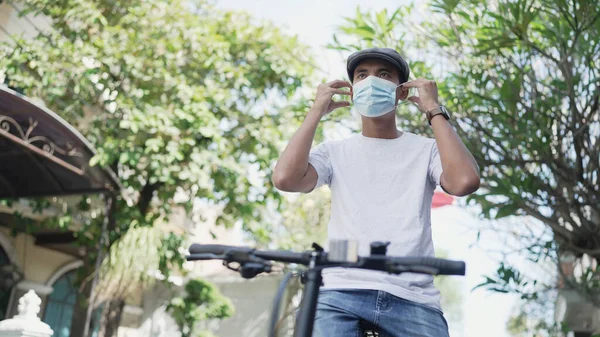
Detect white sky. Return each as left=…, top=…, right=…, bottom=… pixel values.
left=215, top=1, right=518, bottom=336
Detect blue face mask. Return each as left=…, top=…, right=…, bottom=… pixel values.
left=352, top=76, right=400, bottom=118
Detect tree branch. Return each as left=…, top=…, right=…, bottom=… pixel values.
left=520, top=203, right=573, bottom=241
left=138, top=180, right=164, bottom=216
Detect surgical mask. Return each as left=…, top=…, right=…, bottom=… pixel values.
left=352, top=76, right=400, bottom=118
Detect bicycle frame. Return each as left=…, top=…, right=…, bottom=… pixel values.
left=294, top=253, right=323, bottom=337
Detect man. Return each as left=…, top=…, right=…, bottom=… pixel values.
left=272, top=48, right=480, bottom=337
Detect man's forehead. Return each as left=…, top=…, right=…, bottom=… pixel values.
left=355, top=58, right=397, bottom=71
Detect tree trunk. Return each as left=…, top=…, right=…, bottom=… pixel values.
left=98, top=298, right=126, bottom=337
left=70, top=277, right=92, bottom=337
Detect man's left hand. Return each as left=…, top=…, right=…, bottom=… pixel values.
left=400, top=78, right=440, bottom=113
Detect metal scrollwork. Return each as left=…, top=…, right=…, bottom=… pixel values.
left=0, top=115, right=82, bottom=158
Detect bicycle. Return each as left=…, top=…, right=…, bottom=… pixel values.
left=186, top=241, right=466, bottom=337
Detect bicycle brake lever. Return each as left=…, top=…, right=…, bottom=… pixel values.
left=222, top=253, right=272, bottom=279
left=312, top=242, right=325, bottom=252
left=239, top=262, right=272, bottom=279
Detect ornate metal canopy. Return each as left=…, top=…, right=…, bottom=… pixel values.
left=0, top=85, right=121, bottom=198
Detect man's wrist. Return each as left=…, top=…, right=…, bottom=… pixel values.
left=306, top=108, right=324, bottom=123
left=429, top=113, right=448, bottom=125
left=426, top=105, right=450, bottom=125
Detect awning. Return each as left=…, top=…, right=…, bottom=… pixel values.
left=0, top=85, right=121, bottom=198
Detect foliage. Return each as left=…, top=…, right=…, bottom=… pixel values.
left=329, top=0, right=600, bottom=325
left=1, top=0, right=315, bottom=235
left=159, top=232, right=187, bottom=280
left=506, top=306, right=570, bottom=337
left=267, top=188, right=330, bottom=251
left=433, top=250, right=464, bottom=329
left=473, top=261, right=543, bottom=300
left=94, top=226, right=162, bottom=302
left=166, top=279, right=234, bottom=337
left=503, top=289, right=590, bottom=337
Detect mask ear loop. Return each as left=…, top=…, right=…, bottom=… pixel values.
left=396, top=86, right=418, bottom=107
left=396, top=73, right=419, bottom=107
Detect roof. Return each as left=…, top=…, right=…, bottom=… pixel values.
left=0, top=85, right=121, bottom=198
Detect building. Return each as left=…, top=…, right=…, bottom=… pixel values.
left=0, top=80, right=120, bottom=337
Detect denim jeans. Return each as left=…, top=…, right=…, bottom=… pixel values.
left=313, top=289, right=449, bottom=337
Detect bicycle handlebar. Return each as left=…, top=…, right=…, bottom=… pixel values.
left=188, top=242, right=466, bottom=337
left=189, top=243, right=312, bottom=264
left=187, top=243, right=465, bottom=276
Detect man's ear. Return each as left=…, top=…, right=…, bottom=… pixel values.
left=396, top=85, right=408, bottom=102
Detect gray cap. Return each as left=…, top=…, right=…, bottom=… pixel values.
left=346, top=47, right=410, bottom=83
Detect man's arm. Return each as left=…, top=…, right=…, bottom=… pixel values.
left=272, top=80, right=351, bottom=193
left=402, top=79, right=480, bottom=196
left=431, top=116, right=480, bottom=196
left=271, top=111, right=321, bottom=192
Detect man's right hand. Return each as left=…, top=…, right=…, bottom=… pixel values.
left=311, top=80, right=352, bottom=117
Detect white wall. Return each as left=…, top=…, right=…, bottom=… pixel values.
left=0, top=2, right=51, bottom=42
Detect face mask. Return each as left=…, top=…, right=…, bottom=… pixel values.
left=352, top=76, right=400, bottom=118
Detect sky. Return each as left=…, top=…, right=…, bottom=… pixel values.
left=215, top=1, right=519, bottom=336
left=217, top=0, right=414, bottom=81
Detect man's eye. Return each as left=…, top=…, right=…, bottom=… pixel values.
left=380, top=73, right=389, bottom=78
left=358, top=73, right=366, bottom=78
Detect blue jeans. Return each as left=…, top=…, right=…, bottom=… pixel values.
left=314, top=289, right=449, bottom=337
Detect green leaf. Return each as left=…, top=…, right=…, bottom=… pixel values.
left=472, top=276, right=498, bottom=291
left=376, top=10, right=388, bottom=31
left=494, top=202, right=520, bottom=219
left=89, top=154, right=101, bottom=167
left=354, top=25, right=376, bottom=40
left=387, top=8, right=401, bottom=27
left=355, top=6, right=365, bottom=26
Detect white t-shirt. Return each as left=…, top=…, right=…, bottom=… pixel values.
left=308, top=131, right=444, bottom=310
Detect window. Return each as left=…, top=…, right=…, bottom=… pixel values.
left=42, top=269, right=103, bottom=337
left=43, top=270, right=77, bottom=337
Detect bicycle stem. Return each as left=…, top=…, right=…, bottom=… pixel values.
left=294, top=252, right=323, bottom=337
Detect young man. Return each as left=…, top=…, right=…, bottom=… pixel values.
left=272, top=48, right=480, bottom=337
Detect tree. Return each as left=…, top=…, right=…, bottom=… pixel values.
left=0, top=0, right=315, bottom=335
left=93, top=225, right=163, bottom=337
left=329, top=0, right=599, bottom=333
left=269, top=188, right=330, bottom=251
left=166, top=279, right=234, bottom=337
left=434, top=249, right=464, bottom=334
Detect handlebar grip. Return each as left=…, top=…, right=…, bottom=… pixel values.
left=390, top=257, right=465, bottom=276
left=188, top=243, right=252, bottom=255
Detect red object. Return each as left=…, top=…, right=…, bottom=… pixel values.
left=432, top=191, right=454, bottom=208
